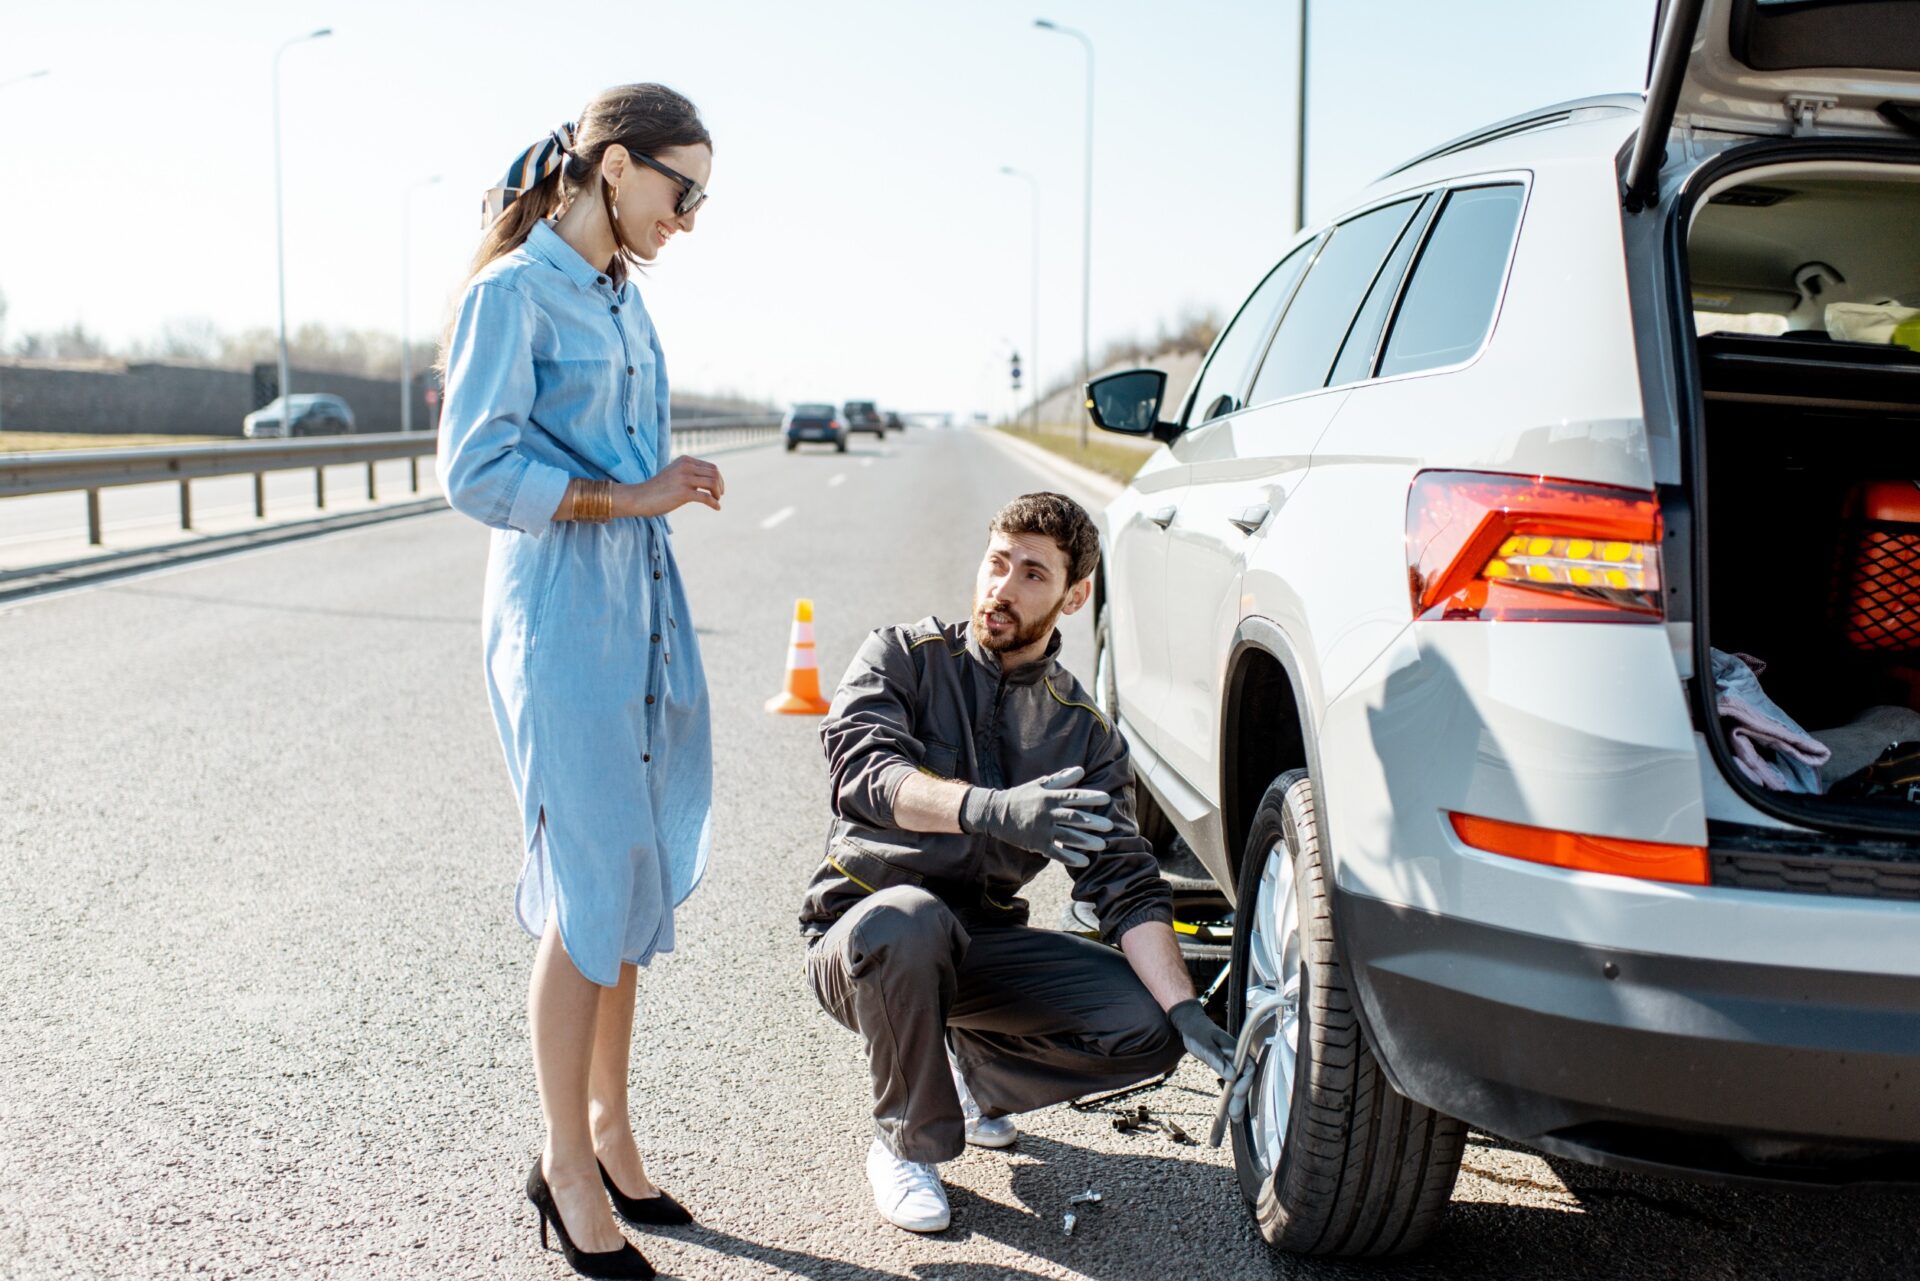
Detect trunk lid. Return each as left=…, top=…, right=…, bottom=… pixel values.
left=1626, top=0, right=1920, bottom=207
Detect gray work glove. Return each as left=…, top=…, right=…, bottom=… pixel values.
left=1167, top=998, right=1259, bottom=1136
left=958, top=766, right=1113, bottom=869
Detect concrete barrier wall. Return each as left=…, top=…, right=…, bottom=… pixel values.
left=0, top=359, right=765, bottom=437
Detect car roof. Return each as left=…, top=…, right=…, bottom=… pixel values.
left=1376, top=94, right=1644, bottom=183
left=1333, top=96, right=1643, bottom=226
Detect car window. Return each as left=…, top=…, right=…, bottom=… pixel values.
left=795, top=404, right=834, bottom=416
left=1184, top=240, right=1316, bottom=427
left=1326, top=195, right=1437, bottom=388
left=1249, top=198, right=1422, bottom=405
left=1376, top=184, right=1526, bottom=379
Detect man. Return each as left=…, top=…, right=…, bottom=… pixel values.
left=800, top=492, right=1245, bottom=1232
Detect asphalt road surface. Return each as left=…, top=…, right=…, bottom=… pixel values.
left=3, top=427, right=1915, bottom=1280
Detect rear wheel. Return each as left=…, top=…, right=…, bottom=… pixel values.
left=1229, top=769, right=1464, bottom=1257
left=785, top=440, right=797, bottom=452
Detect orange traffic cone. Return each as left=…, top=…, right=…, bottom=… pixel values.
left=765, top=598, right=833, bottom=715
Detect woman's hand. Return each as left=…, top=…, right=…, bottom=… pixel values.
left=620, top=455, right=725, bottom=517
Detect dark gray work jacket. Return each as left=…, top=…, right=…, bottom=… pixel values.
left=799, top=616, right=1173, bottom=945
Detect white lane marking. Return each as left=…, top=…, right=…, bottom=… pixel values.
left=760, top=505, right=796, bottom=530
left=827, top=474, right=847, bottom=488
left=860, top=458, right=875, bottom=468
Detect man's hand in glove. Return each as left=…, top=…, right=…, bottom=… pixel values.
left=1170, top=998, right=1258, bottom=1123
left=959, top=766, right=1113, bottom=869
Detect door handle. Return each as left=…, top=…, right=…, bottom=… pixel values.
left=1150, top=505, right=1178, bottom=529
left=1228, top=504, right=1271, bottom=535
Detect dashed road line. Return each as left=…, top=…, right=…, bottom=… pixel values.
left=759, top=505, right=796, bottom=530
left=827, top=474, right=847, bottom=488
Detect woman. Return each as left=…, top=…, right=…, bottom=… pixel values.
left=436, top=84, right=720, bottom=1281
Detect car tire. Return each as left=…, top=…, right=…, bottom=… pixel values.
left=786, top=440, right=797, bottom=452
left=836, top=439, right=847, bottom=453
left=1228, top=768, right=1464, bottom=1258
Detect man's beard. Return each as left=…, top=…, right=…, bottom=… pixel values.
left=971, top=589, right=1067, bottom=655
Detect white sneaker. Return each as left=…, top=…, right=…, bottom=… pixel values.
left=866, top=1138, right=951, bottom=1232
left=950, top=1049, right=1018, bottom=1149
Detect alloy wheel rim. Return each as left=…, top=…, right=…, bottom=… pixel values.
left=1244, top=836, right=1304, bottom=1178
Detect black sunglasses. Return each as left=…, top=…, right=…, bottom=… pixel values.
left=632, top=153, right=708, bottom=216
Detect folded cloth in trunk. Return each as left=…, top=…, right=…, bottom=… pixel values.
left=1711, top=649, right=1830, bottom=793
left=1812, top=705, right=1920, bottom=791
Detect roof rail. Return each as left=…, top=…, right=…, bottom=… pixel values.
left=1376, top=93, right=1644, bottom=182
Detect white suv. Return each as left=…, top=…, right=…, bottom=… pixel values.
left=1087, top=0, right=1920, bottom=1258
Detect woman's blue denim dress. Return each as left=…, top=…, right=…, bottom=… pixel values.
left=437, top=220, right=713, bottom=986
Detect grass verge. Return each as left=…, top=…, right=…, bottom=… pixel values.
left=0, top=432, right=228, bottom=453
left=996, top=422, right=1153, bottom=484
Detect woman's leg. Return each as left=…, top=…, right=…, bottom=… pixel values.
left=530, top=917, right=628, bottom=1252
left=588, top=962, right=662, bottom=1197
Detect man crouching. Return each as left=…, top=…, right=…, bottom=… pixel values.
left=800, top=491, right=1241, bottom=1232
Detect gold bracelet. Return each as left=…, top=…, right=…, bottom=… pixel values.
left=573, top=480, right=613, bottom=524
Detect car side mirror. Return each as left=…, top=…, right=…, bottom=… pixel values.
left=1085, top=369, right=1181, bottom=443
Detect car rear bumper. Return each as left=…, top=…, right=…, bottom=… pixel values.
left=786, top=429, right=840, bottom=441
left=1339, top=889, right=1920, bottom=1184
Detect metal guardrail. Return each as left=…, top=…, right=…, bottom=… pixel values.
left=1, top=417, right=782, bottom=546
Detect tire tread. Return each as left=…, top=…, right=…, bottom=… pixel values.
left=1235, top=770, right=1465, bottom=1258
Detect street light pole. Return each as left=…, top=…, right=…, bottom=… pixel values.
left=999, top=166, right=1040, bottom=436
left=1034, top=18, right=1093, bottom=448
left=272, top=27, right=331, bottom=425
left=401, top=175, right=441, bottom=435
left=1296, top=0, right=1310, bottom=233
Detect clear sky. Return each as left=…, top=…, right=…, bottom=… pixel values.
left=1, top=0, right=1657, bottom=417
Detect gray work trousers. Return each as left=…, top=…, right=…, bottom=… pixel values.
left=805, top=885, right=1185, bottom=1163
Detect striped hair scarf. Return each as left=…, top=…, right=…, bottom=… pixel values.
left=482, top=122, right=578, bottom=227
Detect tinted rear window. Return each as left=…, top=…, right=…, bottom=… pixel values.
left=794, top=404, right=835, bottom=417
left=1376, top=185, right=1525, bottom=380
left=1250, top=198, right=1421, bottom=404
left=1735, top=0, right=1920, bottom=74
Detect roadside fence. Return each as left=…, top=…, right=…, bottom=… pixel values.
left=1, top=417, right=782, bottom=546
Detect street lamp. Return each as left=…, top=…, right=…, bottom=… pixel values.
left=1296, top=1, right=1310, bottom=233
left=999, top=166, right=1040, bottom=436
left=1034, top=17, right=1093, bottom=448
left=272, top=26, right=331, bottom=423
left=401, top=175, right=442, bottom=435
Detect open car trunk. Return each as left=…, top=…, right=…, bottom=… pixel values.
left=1688, top=163, right=1920, bottom=830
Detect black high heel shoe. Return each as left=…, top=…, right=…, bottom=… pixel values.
left=599, top=1159, right=695, bottom=1227
left=526, top=1157, right=656, bottom=1279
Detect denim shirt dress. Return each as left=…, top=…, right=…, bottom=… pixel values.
left=437, top=220, right=713, bottom=986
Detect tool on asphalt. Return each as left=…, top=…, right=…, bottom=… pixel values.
left=764, top=597, right=833, bottom=715
left=1067, top=1189, right=1102, bottom=1205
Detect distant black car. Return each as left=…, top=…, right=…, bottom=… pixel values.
left=784, top=403, right=847, bottom=452
left=883, top=411, right=904, bottom=432
left=842, top=400, right=885, bottom=437
left=242, top=393, right=357, bottom=439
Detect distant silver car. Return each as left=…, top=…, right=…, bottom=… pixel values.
left=1087, top=0, right=1920, bottom=1259
left=243, top=394, right=356, bottom=439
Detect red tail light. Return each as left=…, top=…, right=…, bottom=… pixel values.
left=1406, top=471, right=1664, bottom=622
